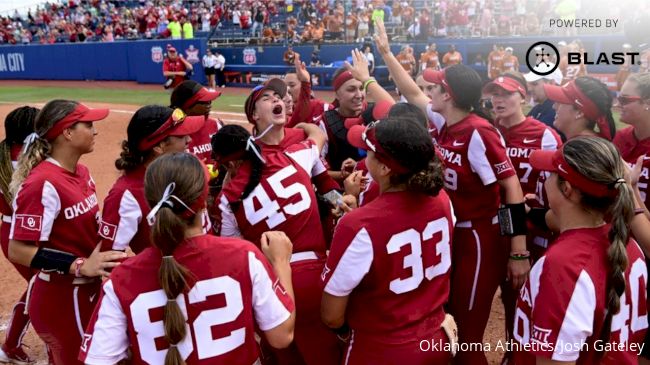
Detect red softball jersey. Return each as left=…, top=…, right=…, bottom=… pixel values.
left=217, top=140, right=328, bottom=254
left=512, top=225, right=647, bottom=364
left=10, top=158, right=99, bottom=258
left=80, top=234, right=294, bottom=365
left=187, top=117, right=221, bottom=165
left=99, top=165, right=150, bottom=253
left=426, top=104, right=516, bottom=221
left=322, top=190, right=455, bottom=340
left=497, top=117, right=562, bottom=195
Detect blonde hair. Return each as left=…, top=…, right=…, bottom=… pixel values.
left=9, top=100, right=78, bottom=197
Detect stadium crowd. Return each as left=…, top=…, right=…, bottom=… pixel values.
left=0, top=0, right=641, bottom=45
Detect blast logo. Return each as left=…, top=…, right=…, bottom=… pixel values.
left=151, top=46, right=163, bottom=63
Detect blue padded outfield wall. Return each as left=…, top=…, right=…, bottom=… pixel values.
left=0, top=34, right=630, bottom=88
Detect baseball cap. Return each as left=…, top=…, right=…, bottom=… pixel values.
left=523, top=63, right=563, bottom=85
left=529, top=146, right=618, bottom=198
left=167, top=44, right=177, bottom=53
left=344, top=100, right=392, bottom=129
left=171, top=80, right=221, bottom=110
left=483, top=76, right=527, bottom=97
left=130, top=106, right=203, bottom=151
left=244, top=78, right=287, bottom=124
left=44, top=103, right=109, bottom=141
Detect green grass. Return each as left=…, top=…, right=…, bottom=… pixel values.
left=0, top=86, right=247, bottom=113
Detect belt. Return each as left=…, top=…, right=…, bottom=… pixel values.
left=456, top=215, right=499, bottom=228
left=290, top=251, right=320, bottom=264
left=2, top=215, right=11, bottom=223
left=38, top=271, right=98, bottom=285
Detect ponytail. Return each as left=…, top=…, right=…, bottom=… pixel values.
left=115, top=139, right=148, bottom=172
left=470, top=99, right=494, bottom=124
left=145, top=153, right=206, bottom=365
left=153, top=208, right=190, bottom=365
left=1, top=105, right=40, bottom=204
left=599, top=180, right=633, bottom=347
left=10, top=137, right=50, bottom=198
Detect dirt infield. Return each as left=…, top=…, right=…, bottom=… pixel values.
left=0, top=86, right=506, bottom=364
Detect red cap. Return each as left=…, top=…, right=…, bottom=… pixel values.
left=543, top=81, right=611, bottom=140
left=182, top=87, right=221, bottom=109
left=529, top=147, right=618, bottom=198
left=483, top=76, right=527, bottom=98
left=344, top=100, right=393, bottom=129
left=44, top=104, right=109, bottom=141
left=167, top=45, right=177, bottom=53
left=244, top=78, right=287, bottom=124
left=347, top=122, right=409, bottom=174
left=423, top=68, right=457, bottom=102
left=137, top=108, right=203, bottom=151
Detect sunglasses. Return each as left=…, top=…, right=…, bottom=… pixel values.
left=618, top=95, right=643, bottom=106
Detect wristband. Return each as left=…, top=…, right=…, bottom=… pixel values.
left=509, top=251, right=531, bottom=261
left=498, top=203, right=527, bottom=236
left=30, top=247, right=77, bottom=274
left=74, top=257, right=86, bottom=277
left=362, top=78, right=376, bottom=91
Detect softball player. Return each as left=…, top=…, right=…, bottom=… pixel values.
left=614, top=73, right=650, bottom=363
left=513, top=137, right=647, bottom=364
left=484, top=73, right=562, bottom=363
left=99, top=106, right=204, bottom=253
left=80, top=153, right=296, bottom=365
left=321, top=115, right=456, bottom=364
left=212, top=114, right=341, bottom=364
left=544, top=77, right=616, bottom=141
left=0, top=106, right=38, bottom=364
left=170, top=80, right=223, bottom=165
left=373, top=18, right=529, bottom=365
left=7, top=100, right=126, bottom=364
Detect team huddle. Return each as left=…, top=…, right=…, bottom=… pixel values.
left=2, top=18, right=650, bottom=365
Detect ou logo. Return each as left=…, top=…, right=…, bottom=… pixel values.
left=102, top=226, right=110, bottom=236
left=27, top=217, right=35, bottom=227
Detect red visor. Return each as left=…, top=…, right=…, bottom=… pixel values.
left=529, top=147, right=618, bottom=198
left=182, top=87, right=221, bottom=110
left=44, top=104, right=109, bottom=141
left=543, top=81, right=611, bottom=140
left=137, top=109, right=204, bottom=151
left=347, top=122, right=409, bottom=174
left=423, top=68, right=457, bottom=102
left=483, top=76, right=527, bottom=98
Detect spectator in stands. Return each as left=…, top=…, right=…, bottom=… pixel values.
left=363, top=43, right=375, bottom=75
left=240, top=10, right=251, bottom=29
left=356, top=10, right=369, bottom=42
left=252, top=6, right=266, bottom=38
left=418, top=8, right=431, bottom=40
left=391, top=1, right=402, bottom=25
left=407, top=16, right=420, bottom=40
left=311, top=47, right=322, bottom=66
left=311, top=21, right=325, bottom=43
left=181, top=16, right=193, bottom=39
left=370, top=1, right=386, bottom=33
left=283, top=45, right=296, bottom=65
left=232, top=8, right=241, bottom=27
left=167, top=16, right=181, bottom=39
left=345, top=11, right=357, bottom=42
left=262, top=25, right=275, bottom=43
left=442, top=44, right=462, bottom=66
left=301, top=21, right=313, bottom=42
left=326, top=10, right=343, bottom=41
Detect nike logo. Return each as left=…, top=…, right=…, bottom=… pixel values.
left=89, top=294, right=97, bottom=302
left=452, top=140, right=465, bottom=147
left=523, top=138, right=537, bottom=144
left=557, top=164, right=568, bottom=174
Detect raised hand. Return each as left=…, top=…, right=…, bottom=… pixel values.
left=372, top=18, right=391, bottom=56
left=293, top=52, right=310, bottom=83
left=344, top=49, right=371, bottom=83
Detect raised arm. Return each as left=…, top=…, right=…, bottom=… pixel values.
left=345, top=49, right=394, bottom=105
left=373, top=19, right=429, bottom=113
